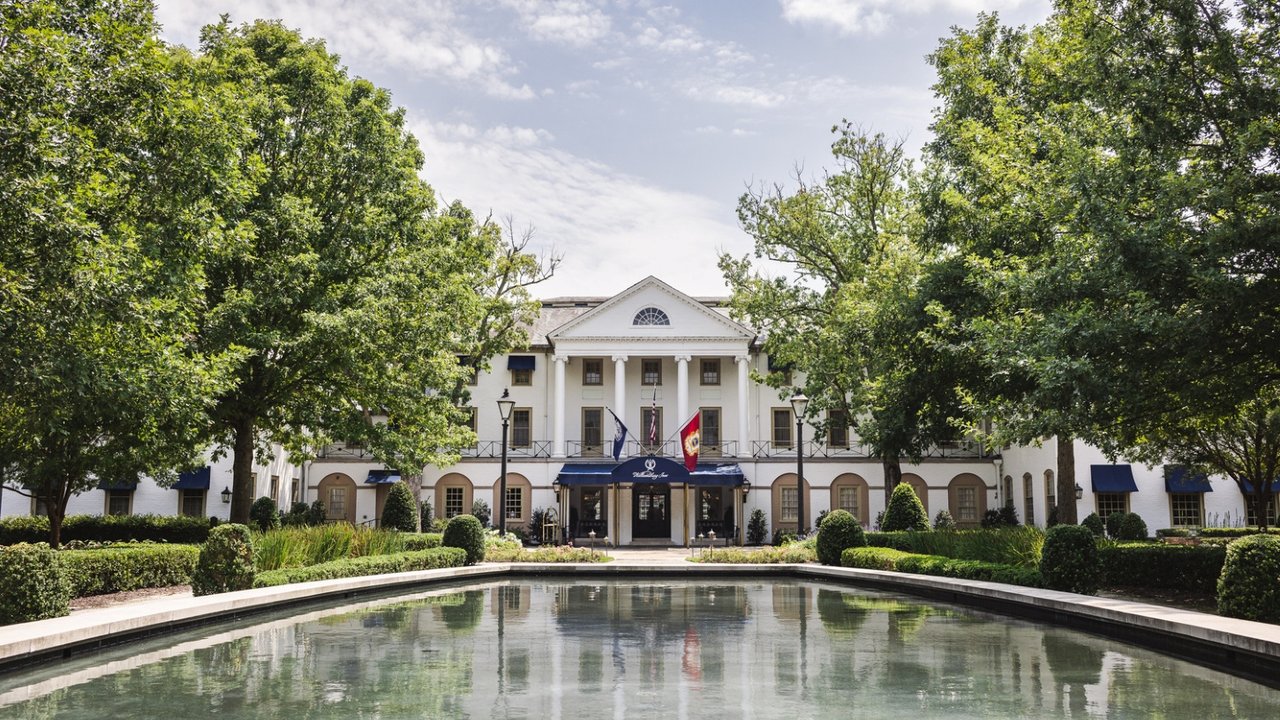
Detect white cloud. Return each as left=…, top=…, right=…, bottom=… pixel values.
left=682, top=83, right=786, bottom=109
left=501, top=0, right=613, bottom=46
left=779, top=0, right=1032, bottom=35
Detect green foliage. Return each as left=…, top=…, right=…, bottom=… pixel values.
left=1040, top=525, right=1101, bottom=595
left=772, top=528, right=798, bottom=546
left=252, top=525, right=415, bottom=571
left=420, top=500, right=434, bottom=533
left=841, top=547, right=1043, bottom=588
left=442, top=514, right=486, bottom=565
left=470, top=499, right=492, bottom=528
left=253, top=548, right=466, bottom=588
left=687, top=544, right=816, bottom=564
left=382, top=482, right=418, bottom=532
left=1081, top=513, right=1105, bottom=537
left=1199, top=527, right=1280, bottom=538
left=403, top=533, right=443, bottom=551
left=1105, top=512, right=1126, bottom=540
left=865, top=527, right=1044, bottom=567
left=1217, top=535, right=1280, bottom=622
left=982, top=505, right=1019, bottom=528
left=280, top=502, right=311, bottom=527
left=249, top=497, right=281, bottom=532
left=0, top=543, right=71, bottom=624
left=816, top=509, right=866, bottom=565
left=747, top=509, right=768, bottom=545
left=61, top=545, right=200, bottom=597
left=484, top=546, right=612, bottom=563
left=881, top=483, right=929, bottom=532
left=933, top=510, right=956, bottom=530
left=1116, top=513, right=1148, bottom=541
left=193, top=524, right=255, bottom=596
left=0, top=514, right=211, bottom=545
left=1098, top=543, right=1225, bottom=595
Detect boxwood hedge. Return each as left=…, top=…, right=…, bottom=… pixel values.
left=841, top=546, right=1043, bottom=587
left=253, top=547, right=466, bottom=587
left=1098, top=542, right=1225, bottom=594
left=60, top=544, right=200, bottom=597
left=0, top=514, right=211, bottom=545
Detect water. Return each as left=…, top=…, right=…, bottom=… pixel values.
left=1, top=579, right=1276, bottom=719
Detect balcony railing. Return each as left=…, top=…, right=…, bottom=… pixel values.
left=750, top=440, right=992, bottom=460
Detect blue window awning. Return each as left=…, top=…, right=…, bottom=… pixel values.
left=1242, top=479, right=1278, bottom=494
left=366, top=470, right=401, bottom=484
left=1091, top=464, right=1138, bottom=493
left=555, top=461, right=745, bottom=487
left=174, top=467, right=211, bottom=490
left=97, top=477, right=138, bottom=491
left=1165, top=466, right=1212, bottom=493
left=556, top=463, right=615, bottom=486
left=507, top=355, right=536, bottom=371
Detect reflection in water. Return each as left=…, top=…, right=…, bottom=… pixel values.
left=1, top=580, right=1278, bottom=719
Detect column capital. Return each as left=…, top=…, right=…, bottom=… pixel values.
left=734, top=355, right=751, bottom=364
left=673, top=354, right=692, bottom=363
left=611, top=355, right=629, bottom=363
left=553, top=354, right=569, bottom=364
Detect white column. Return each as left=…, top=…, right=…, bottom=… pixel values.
left=613, top=355, right=628, bottom=425
left=675, top=355, right=691, bottom=426
left=736, top=355, right=750, bottom=457
left=553, top=355, right=567, bottom=458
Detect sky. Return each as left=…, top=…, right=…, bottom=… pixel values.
left=153, top=0, right=1052, bottom=298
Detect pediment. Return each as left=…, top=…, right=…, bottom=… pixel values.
left=548, top=276, right=755, bottom=343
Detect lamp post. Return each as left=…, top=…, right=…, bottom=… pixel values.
left=790, top=391, right=809, bottom=536
left=497, top=391, right=516, bottom=536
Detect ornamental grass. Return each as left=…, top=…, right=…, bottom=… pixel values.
left=253, top=525, right=439, bottom=571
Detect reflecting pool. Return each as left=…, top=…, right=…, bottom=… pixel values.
left=1, top=579, right=1277, bottom=719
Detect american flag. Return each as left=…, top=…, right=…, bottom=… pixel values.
left=648, top=385, right=658, bottom=446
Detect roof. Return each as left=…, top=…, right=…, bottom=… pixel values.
left=527, top=288, right=738, bottom=347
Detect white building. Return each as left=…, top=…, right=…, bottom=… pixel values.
left=1, top=276, right=1261, bottom=540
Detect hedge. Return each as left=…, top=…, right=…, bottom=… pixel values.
left=60, top=544, right=200, bottom=597
left=864, top=527, right=1045, bottom=567
left=841, top=546, right=1043, bottom=587
left=1218, top=535, right=1280, bottom=622
left=1198, top=527, right=1280, bottom=538
left=0, top=514, right=211, bottom=545
left=0, top=543, right=71, bottom=625
left=1098, top=542, right=1226, bottom=594
left=252, top=547, right=466, bottom=588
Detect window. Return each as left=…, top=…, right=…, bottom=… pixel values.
left=179, top=489, right=205, bottom=517
left=582, top=407, right=603, bottom=456
left=583, top=358, right=603, bottom=386
left=580, top=488, right=604, bottom=521
left=328, top=487, right=347, bottom=518
left=464, top=407, right=477, bottom=433
left=1023, top=473, right=1034, bottom=526
left=291, top=478, right=301, bottom=504
left=700, top=408, right=721, bottom=455
left=641, top=358, right=662, bottom=386
left=511, top=408, right=531, bottom=448
left=640, top=406, right=663, bottom=451
left=698, top=488, right=724, bottom=522
left=445, top=487, right=465, bottom=518
left=1246, top=494, right=1280, bottom=527
left=1170, top=493, right=1203, bottom=527
left=1096, top=492, right=1129, bottom=518
left=772, top=408, right=793, bottom=448
left=270, top=475, right=280, bottom=503
left=838, top=486, right=859, bottom=517
left=780, top=487, right=798, bottom=522
left=512, top=368, right=533, bottom=386
left=827, top=409, right=848, bottom=448
left=700, top=359, right=720, bottom=385
left=32, top=496, right=49, bottom=517
left=106, top=490, right=131, bottom=516
left=505, top=486, right=523, bottom=520
left=956, top=486, right=978, bottom=522
left=1044, top=470, right=1057, bottom=513
left=633, top=307, right=670, bottom=325
left=1002, top=475, right=1014, bottom=508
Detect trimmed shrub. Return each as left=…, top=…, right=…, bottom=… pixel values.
left=1081, top=513, right=1105, bottom=537
left=982, top=505, right=1020, bottom=528
left=420, top=500, right=434, bottom=533
left=402, top=533, right=442, bottom=551
left=933, top=510, right=956, bottom=530
left=688, top=544, right=815, bottom=564
left=1040, top=525, right=1101, bottom=595
left=61, top=544, right=200, bottom=597
left=1116, top=512, right=1148, bottom=541
left=842, top=546, right=911, bottom=571
left=1156, top=528, right=1194, bottom=538
left=250, top=496, right=281, bottom=532
left=471, top=499, right=491, bottom=528
left=485, top=545, right=612, bottom=563
left=865, top=526, right=1044, bottom=567
left=882, top=483, right=929, bottom=532
left=0, top=543, right=71, bottom=624
left=772, top=528, right=798, bottom=546
left=1105, top=512, right=1125, bottom=539
left=1199, top=527, right=1280, bottom=538
left=442, top=514, right=486, bottom=565
left=747, top=509, right=768, bottom=545
left=193, top=524, right=255, bottom=596
left=816, top=510, right=866, bottom=565
left=1217, top=534, right=1280, bottom=622
left=381, top=482, right=418, bottom=532
left=840, top=547, right=1043, bottom=587
left=0, top=514, right=211, bottom=545
left=1099, top=542, right=1225, bottom=594
left=253, top=547, right=467, bottom=587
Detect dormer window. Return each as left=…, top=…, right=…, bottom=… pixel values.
left=633, top=307, right=670, bottom=326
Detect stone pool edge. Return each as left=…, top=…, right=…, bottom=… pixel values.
left=2, top=561, right=1279, bottom=687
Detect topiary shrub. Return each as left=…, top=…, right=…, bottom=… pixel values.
left=1081, top=512, right=1105, bottom=537
left=816, top=509, right=866, bottom=565
left=420, top=500, right=434, bottom=533
left=881, top=483, right=929, bottom=532
left=250, top=496, right=281, bottom=532
left=933, top=510, right=956, bottom=530
left=747, top=509, right=768, bottom=545
left=1105, top=511, right=1126, bottom=539
left=470, top=499, right=491, bottom=528
left=1040, top=524, right=1101, bottom=595
left=0, top=543, right=71, bottom=624
left=193, top=524, right=255, bottom=596
left=442, top=514, right=486, bottom=565
left=381, top=482, right=417, bottom=532
left=1217, top=534, right=1280, bottom=622
left=1116, top=512, right=1148, bottom=541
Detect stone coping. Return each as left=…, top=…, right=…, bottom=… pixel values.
left=2, top=562, right=1279, bottom=688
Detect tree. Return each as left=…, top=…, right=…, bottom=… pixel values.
left=923, top=1, right=1280, bottom=523
left=192, top=20, right=547, bottom=523
left=722, top=124, right=975, bottom=505
left=0, top=0, right=241, bottom=545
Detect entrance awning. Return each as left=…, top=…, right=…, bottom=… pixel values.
left=1091, top=464, right=1138, bottom=493
left=174, top=467, right=211, bottom=490
left=555, top=460, right=745, bottom=487
left=1165, top=466, right=1212, bottom=493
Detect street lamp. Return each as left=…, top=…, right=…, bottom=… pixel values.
left=790, top=391, right=809, bottom=536
left=497, top=390, right=516, bottom=536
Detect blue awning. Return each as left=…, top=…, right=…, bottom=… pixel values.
left=555, top=461, right=745, bottom=487
left=1242, top=479, right=1278, bottom=494
left=96, top=477, right=138, bottom=491
left=1091, top=464, right=1138, bottom=493
left=556, top=463, right=615, bottom=485
left=366, top=470, right=401, bottom=484
left=1165, top=466, right=1212, bottom=493
left=174, top=467, right=211, bottom=490
left=507, top=355, right=536, bottom=371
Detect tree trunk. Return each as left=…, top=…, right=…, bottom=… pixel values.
left=405, top=472, right=424, bottom=532
left=230, top=416, right=256, bottom=524
left=48, top=478, right=70, bottom=549
left=882, top=456, right=902, bottom=509
left=1056, top=435, right=1078, bottom=525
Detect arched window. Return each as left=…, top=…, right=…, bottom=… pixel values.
left=633, top=307, right=670, bottom=326
left=830, top=473, right=870, bottom=527
left=901, top=473, right=929, bottom=515
left=948, top=473, right=988, bottom=528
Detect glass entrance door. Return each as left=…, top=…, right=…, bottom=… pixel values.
left=632, top=484, right=670, bottom=539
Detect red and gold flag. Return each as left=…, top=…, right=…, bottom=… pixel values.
left=679, top=412, right=700, bottom=471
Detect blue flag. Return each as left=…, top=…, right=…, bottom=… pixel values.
left=608, top=408, right=628, bottom=461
